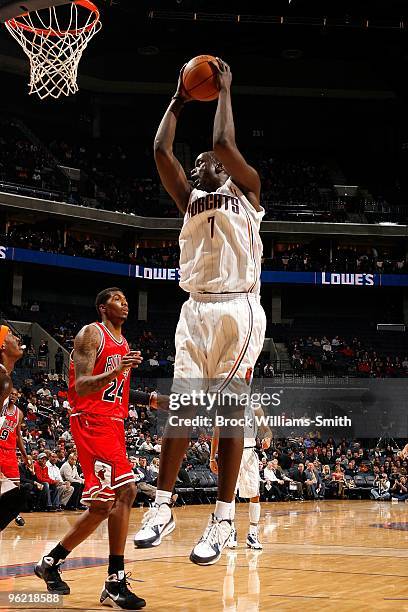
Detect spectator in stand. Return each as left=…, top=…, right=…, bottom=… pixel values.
left=60, top=453, right=85, bottom=509
left=139, top=434, right=154, bottom=453
left=133, top=456, right=156, bottom=502
left=390, top=476, right=408, bottom=501
left=34, top=452, right=60, bottom=511
left=55, top=347, right=64, bottom=374
left=344, top=460, right=358, bottom=477
left=27, top=396, right=38, bottom=413
left=370, top=473, right=391, bottom=500
left=37, top=383, right=51, bottom=399
left=153, top=436, right=162, bottom=455
left=149, top=458, right=160, bottom=479
left=288, top=462, right=306, bottom=499
left=304, top=462, right=325, bottom=500
left=263, top=459, right=290, bottom=501
left=19, top=455, right=47, bottom=511
left=331, top=463, right=346, bottom=498
left=46, top=452, right=74, bottom=509
left=38, top=340, right=49, bottom=359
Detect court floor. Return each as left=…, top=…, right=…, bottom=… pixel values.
left=1, top=500, right=408, bottom=611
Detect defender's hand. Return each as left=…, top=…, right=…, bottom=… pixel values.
left=211, top=57, right=232, bottom=91
left=149, top=392, right=169, bottom=411
left=210, top=458, right=218, bottom=474
left=116, top=352, right=143, bottom=373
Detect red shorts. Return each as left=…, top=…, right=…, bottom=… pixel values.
left=0, top=447, right=20, bottom=482
left=70, top=414, right=135, bottom=505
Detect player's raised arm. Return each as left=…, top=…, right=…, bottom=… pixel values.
left=74, top=325, right=141, bottom=397
left=212, top=58, right=262, bottom=211
left=153, top=66, right=193, bottom=213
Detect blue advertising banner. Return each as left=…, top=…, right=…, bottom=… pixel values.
left=2, top=246, right=408, bottom=286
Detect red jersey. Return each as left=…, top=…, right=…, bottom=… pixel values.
left=0, top=400, right=19, bottom=451
left=68, top=322, right=131, bottom=419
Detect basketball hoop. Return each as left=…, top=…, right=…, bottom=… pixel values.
left=4, top=0, right=101, bottom=99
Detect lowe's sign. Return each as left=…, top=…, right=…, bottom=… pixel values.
left=321, top=272, right=374, bottom=286
left=2, top=246, right=408, bottom=287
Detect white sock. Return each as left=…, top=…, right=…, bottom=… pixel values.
left=155, top=490, right=172, bottom=507
left=249, top=502, right=260, bottom=533
left=214, top=500, right=233, bottom=521
left=230, top=499, right=236, bottom=521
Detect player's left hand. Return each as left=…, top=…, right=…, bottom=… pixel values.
left=127, top=351, right=143, bottom=368
left=149, top=392, right=169, bottom=411
left=261, top=437, right=271, bottom=450
left=211, top=57, right=232, bottom=91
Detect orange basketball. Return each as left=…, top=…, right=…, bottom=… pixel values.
left=182, top=54, right=219, bottom=102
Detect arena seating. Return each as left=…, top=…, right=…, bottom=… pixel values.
left=1, top=122, right=406, bottom=222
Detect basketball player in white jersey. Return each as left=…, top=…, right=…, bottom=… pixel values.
left=210, top=404, right=272, bottom=550
left=134, top=58, right=266, bottom=566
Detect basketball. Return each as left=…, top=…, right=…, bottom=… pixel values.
left=182, top=54, right=220, bottom=101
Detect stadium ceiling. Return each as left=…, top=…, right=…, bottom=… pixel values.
left=0, top=0, right=407, bottom=95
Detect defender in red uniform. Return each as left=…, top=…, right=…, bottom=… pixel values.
left=0, top=325, right=27, bottom=531
left=0, top=387, right=29, bottom=528
left=68, top=320, right=134, bottom=503
left=35, top=288, right=147, bottom=610
left=0, top=387, right=28, bottom=483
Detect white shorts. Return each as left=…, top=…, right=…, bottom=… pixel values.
left=236, top=447, right=260, bottom=499
left=172, top=292, right=266, bottom=396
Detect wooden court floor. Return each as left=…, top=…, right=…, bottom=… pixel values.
left=1, top=501, right=408, bottom=611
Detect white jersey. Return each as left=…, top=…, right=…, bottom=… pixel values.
left=179, top=178, right=264, bottom=294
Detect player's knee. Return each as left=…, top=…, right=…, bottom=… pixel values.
left=115, top=482, right=137, bottom=506
left=88, top=501, right=113, bottom=520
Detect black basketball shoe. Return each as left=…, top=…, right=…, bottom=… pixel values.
left=15, top=515, right=25, bottom=527
left=100, top=573, right=146, bottom=609
left=34, top=556, right=70, bottom=594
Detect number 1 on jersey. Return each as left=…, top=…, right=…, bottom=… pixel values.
left=208, top=216, right=215, bottom=238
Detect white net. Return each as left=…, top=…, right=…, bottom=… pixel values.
left=5, top=0, right=102, bottom=99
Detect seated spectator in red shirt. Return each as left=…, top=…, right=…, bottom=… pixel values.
left=34, top=453, right=60, bottom=511
left=339, top=345, right=354, bottom=358
left=357, top=360, right=371, bottom=375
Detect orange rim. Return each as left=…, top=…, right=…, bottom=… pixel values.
left=5, top=0, right=100, bottom=37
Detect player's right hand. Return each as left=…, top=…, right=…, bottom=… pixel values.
left=211, top=57, right=232, bottom=92
left=174, top=64, right=193, bottom=103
